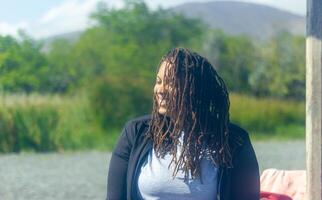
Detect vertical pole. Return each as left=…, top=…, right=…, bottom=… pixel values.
left=306, top=0, right=322, bottom=199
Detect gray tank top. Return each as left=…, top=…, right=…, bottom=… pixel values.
left=137, top=132, right=218, bottom=200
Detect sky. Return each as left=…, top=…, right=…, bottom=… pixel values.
left=0, top=0, right=306, bottom=39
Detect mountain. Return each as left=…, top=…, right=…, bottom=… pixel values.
left=41, top=1, right=305, bottom=47
left=170, top=1, right=305, bottom=40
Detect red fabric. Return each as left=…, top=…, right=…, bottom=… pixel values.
left=260, top=191, right=293, bottom=200
left=260, top=169, right=306, bottom=200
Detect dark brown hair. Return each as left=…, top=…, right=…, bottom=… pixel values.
left=146, top=47, right=239, bottom=180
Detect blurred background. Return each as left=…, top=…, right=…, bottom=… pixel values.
left=0, top=0, right=306, bottom=199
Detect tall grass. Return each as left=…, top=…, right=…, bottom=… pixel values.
left=0, top=94, right=114, bottom=153
left=0, top=93, right=305, bottom=152
left=230, top=93, right=305, bottom=140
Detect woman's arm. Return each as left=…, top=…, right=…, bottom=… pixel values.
left=106, top=121, right=133, bottom=200
left=230, top=131, right=260, bottom=200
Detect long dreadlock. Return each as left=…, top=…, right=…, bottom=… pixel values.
left=145, top=47, right=241, bottom=181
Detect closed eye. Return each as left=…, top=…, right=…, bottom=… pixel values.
left=156, top=76, right=162, bottom=84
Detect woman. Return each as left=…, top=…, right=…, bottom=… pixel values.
left=106, top=47, right=260, bottom=200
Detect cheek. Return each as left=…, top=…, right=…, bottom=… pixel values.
left=153, top=86, right=159, bottom=101
left=153, top=83, right=158, bottom=91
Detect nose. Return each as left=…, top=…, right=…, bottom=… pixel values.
left=155, top=85, right=164, bottom=94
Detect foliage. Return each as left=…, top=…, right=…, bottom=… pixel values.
left=0, top=94, right=111, bottom=153
left=230, top=93, right=305, bottom=135
left=44, top=39, right=78, bottom=92
left=202, top=30, right=256, bottom=93
left=0, top=33, right=47, bottom=93
left=202, top=30, right=305, bottom=99
left=0, top=1, right=307, bottom=152
left=249, top=31, right=305, bottom=99
left=77, top=1, right=207, bottom=127
left=89, top=75, right=152, bottom=129
left=0, top=1, right=305, bottom=100
left=0, top=93, right=304, bottom=152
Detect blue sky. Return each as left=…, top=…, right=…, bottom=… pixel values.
left=0, top=0, right=306, bottom=39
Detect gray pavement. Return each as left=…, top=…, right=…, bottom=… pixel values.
left=0, top=140, right=305, bottom=200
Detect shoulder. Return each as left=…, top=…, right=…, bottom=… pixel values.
left=113, top=114, right=152, bottom=154
left=228, top=122, right=259, bottom=168
left=228, top=122, right=250, bottom=141
left=124, top=114, right=151, bottom=129
left=228, top=123, right=260, bottom=199
left=122, top=114, right=152, bottom=139
left=126, top=114, right=152, bottom=125
left=227, top=122, right=253, bottom=151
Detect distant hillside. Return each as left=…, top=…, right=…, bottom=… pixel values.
left=40, top=31, right=81, bottom=52
left=41, top=1, right=305, bottom=48
left=171, top=1, right=305, bottom=40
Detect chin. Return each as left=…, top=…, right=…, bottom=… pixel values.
left=158, top=107, right=167, bottom=115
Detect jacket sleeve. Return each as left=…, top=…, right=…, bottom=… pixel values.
left=106, top=121, right=133, bottom=200
left=230, top=132, right=260, bottom=200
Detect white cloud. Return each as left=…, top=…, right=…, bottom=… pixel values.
left=33, top=0, right=98, bottom=38
left=32, top=0, right=124, bottom=39
left=0, top=21, right=29, bottom=37
left=40, top=0, right=100, bottom=24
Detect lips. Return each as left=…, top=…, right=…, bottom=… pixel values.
left=157, top=95, right=166, bottom=106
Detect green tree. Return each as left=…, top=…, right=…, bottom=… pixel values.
left=0, top=33, right=48, bottom=93
left=45, top=39, right=78, bottom=93
left=249, top=31, right=305, bottom=99
left=76, top=0, right=207, bottom=127
left=203, top=30, right=256, bottom=93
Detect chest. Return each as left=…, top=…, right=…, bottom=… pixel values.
left=136, top=143, right=219, bottom=200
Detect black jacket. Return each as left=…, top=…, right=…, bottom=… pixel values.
left=106, top=114, right=260, bottom=200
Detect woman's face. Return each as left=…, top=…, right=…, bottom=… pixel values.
left=153, top=61, right=174, bottom=115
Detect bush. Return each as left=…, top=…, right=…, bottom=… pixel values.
left=0, top=94, right=108, bottom=153
left=0, top=93, right=305, bottom=152
left=89, top=75, right=152, bottom=129
left=230, top=93, right=305, bottom=136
